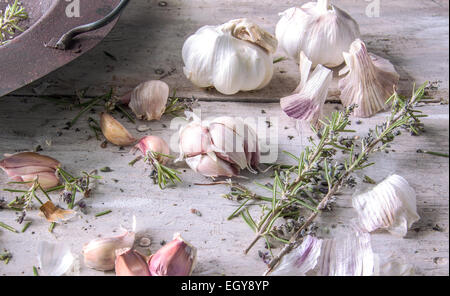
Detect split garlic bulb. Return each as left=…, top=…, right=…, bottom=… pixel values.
left=280, top=51, right=332, bottom=125
left=129, top=80, right=169, bottom=121
left=182, top=18, right=277, bottom=95
left=338, top=39, right=400, bottom=117
left=352, top=174, right=420, bottom=237
left=276, top=0, right=360, bottom=67
left=177, top=113, right=260, bottom=177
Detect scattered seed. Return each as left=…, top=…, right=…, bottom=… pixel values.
left=100, top=167, right=113, bottom=173
left=154, top=68, right=165, bottom=75
left=100, top=141, right=107, bottom=148
left=190, top=208, right=202, bottom=217
left=139, top=237, right=152, bottom=247
left=158, top=1, right=168, bottom=7
left=137, top=125, right=151, bottom=132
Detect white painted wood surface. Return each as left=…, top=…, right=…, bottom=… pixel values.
left=0, top=0, right=448, bottom=276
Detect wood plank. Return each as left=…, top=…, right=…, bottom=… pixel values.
left=10, top=0, right=449, bottom=102
left=0, top=97, right=448, bottom=275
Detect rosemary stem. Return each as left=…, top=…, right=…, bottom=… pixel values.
left=0, top=221, right=18, bottom=233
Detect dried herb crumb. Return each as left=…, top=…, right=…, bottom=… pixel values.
left=100, top=167, right=113, bottom=173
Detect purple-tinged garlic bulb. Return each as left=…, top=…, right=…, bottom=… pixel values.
left=352, top=174, right=419, bottom=237
left=280, top=51, right=332, bottom=125
left=338, top=39, right=400, bottom=118
left=129, top=80, right=170, bottom=121
left=148, top=233, right=197, bottom=276
left=0, top=152, right=61, bottom=190
left=177, top=114, right=260, bottom=177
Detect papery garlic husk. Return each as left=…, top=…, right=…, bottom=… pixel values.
left=352, top=174, right=420, bottom=237
left=132, top=136, right=170, bottom=164
left=276, top=0, right=360, bottom=67
left=129, top=80, right=169, bottom=121
left=115, top=248, right=151, bottom=276
left=177, top=114, right=260, bottom=177
left=280, top=51, right=332, bottom=125
left=182, top=18, right=277, bottom=95
left=100, top=112, right=137, bottom=146
left=0, top=152, right=61, bottom=189
left=338, top=39, right=400, bottom=118
left=37, top=241, right=75, bottom=276
left=270, top=233, right=414, bottom=276
left=148, top=233, right=197, bottom=276
left=39, top=201, right=76, bottom=223
left=83, top=228, right=135, bottom=271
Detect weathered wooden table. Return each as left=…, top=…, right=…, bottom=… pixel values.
left=0, top=0, right=448, bottom=276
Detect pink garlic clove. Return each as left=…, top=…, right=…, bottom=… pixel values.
left=115, top=248, right=151, bottom=276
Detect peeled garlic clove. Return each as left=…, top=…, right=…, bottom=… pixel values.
left=148, top=233, right=197, bottom=276
left=100, top=112, right=136, bottom=146
left=129, top=80, right=169, bottom=121
left=37, top=241, right=75, bottom=276
left=0, top=152, right=61, bottom=189
left=276, top=0, right=360, bottom=67
left=185, top=154, right=239, bottom=177
left=39, top=201, right=76, bottom=223
left=280, top=52, right=332, bottom=125
left=338, top=39, right=400, bottom=118
left=83, top=229, right=135, bottom=271
left=182, top=18, right=276, bottom=95
left=115, top=248, right=151, bottom=276
left=133, top=136, right=170, bottom=164
left=352, top=174, right=420, bottom=237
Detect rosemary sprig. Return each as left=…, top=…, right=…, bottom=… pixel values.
left=0, top=0, right=28, bottom=46
left=144, top=151, right=182, bottom=189
left=95, top=210, right=112, bottom=217
left=164, top=90, right=197, bottom=116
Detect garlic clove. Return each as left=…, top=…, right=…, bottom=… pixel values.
left=133, top=136, right=170, bottom=164
left=148, top=233, right=197, bottom=276
left=37, top=241, right=75, bottom=276
left=83, top=229, right=135, bottom=271
left=100, top=112, right=137, bottom=146
left=178, top=122, right=213, bottom=158
left=280, top=52, right=332, bottom=125
left=338, top=39, right=400, bottom=118
left=129, top=80, right=169, bottom=121
left=276, top=0, right=360, bottom=67
left=39, top=201, right=76, bottom=223
left=352, top=174, right=420, bottom=237
left=115, top=248, right=151, bottom=276
left=185, top=154, right=239, bottom=177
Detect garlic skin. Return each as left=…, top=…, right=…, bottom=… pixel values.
left=37, top=241, right=75, bottom=276
left=352, top=174, right=420, bottom=237
left=83, top=229, right=135, bottom=271
left=133, top=136, right=170, bottom=164
left=148, top=233, right=197, bottom=276
left=129, top=80, right=169, bottom=121
left=276, top=0, right=360, bottom=67
left=280, top=51, right=332, bottom=125
left=177, top=114, right=260, bottom=177
left=100, top=112, right=137, bottom=146
left=338, top=39, right=400, bottom=117
left=0, top=152, right=60, bottom=189
left=115, top=248, right=151, bottom=276
left=39, top=201, right=76, bottom=223
left=182, top=18, right=277, bottom=95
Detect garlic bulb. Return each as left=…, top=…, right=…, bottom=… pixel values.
left=132, top=136, right=170, bottom=164
left=83, top=228, right=135, bottom=271
left=276, top=0, right=360, bottom=67
left=37, top=241, right=75, bottom=276
left=148, top=233, right=197, bottom=276
left=100, top=112, right=136, bottom=146
left=129, top=80, right=169, bottom=121
left=182, top=18, right=277, bottom=95
left=338, top=39, right=400, bottom=117
left=280, top=51, right=332, bottom=125
left=115, top=248, right=151, bottom=276
left=0, top=152, right=61, bottom=189
left=270, top=233, right=413, bottom=276
left=177, top=114, right=260, bottom=177
left=352, top=174, right=420, bottom=237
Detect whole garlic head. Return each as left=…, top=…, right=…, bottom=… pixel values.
left=182, top=18, right=277, bottom=95
left=338, top=39, right=400, bottom=117
left=129, top=80, right=169, bottom=121
left=276, top=0, right=360, bottom=67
